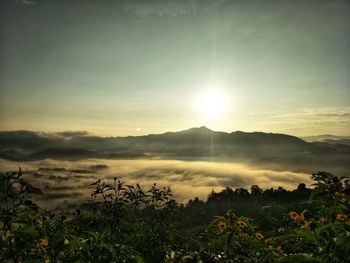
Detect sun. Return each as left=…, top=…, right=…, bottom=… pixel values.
left=195, top=88, right=227, bottom=119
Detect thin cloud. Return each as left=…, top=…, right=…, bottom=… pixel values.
left=267, top=107, right=350, bottom=122
left=18, top=0, right=37, bottom=7
left=259, top=107, right=350, bottom=136
left=54, top=131, right=89, bottom=138
left=124, top=0, right=199, bottom=18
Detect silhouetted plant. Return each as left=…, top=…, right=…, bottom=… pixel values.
left=1, top=169, right=349, bottom=262
left=0, top=168, right=42, bottom=262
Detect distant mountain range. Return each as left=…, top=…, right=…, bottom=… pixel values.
left=1, top=127, right=349, bottom=176
left=302, top=134, right=350, bottom=146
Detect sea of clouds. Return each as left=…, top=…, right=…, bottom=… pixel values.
left=0, top=159, right=313, bottom=209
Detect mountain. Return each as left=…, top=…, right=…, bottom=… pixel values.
left=317, top=139, right=350, bottom=146
left=302, top=134, right=350, bottom=142
left=302, top=134, right=350, bottom=147
left=1, top=127, right=349, bottom=158
left=1, top=127, right=349, bottom=175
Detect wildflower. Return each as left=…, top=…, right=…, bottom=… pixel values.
left=64, top=239, right=70, bottom=245
left=336, top=213, right=347, bottom=222
left=276, top=245, right=283, bottom=253
left=319, top=216, right=325, bottom=223
left=341, top=197, right=347, bottom=203
left=217, top=220, right=228, bottom=232
left=255, top=232, right=264, bottom=240
left=289, top=211, right=300, bottom=221
left=39, top=238, right=49, bottom=247
left=334, top=192, right=341, bottom=197
left=301, top=220, right=310, bottom=229
left=236, top=220, right=247, bottom=228
left=299, top=213, right=305, bottom=221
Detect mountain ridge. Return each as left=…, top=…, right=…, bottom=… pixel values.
left=1, top=126, right=349, bottom=156
left=1, top=127, right=349, bottom=176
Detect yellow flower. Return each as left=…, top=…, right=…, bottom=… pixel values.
left=255, top=232, right=264, bottom=240
left=289, top=211, right=300, bottom=221
left=276, top=245, right=283, bottom=253
left=236, top=220, right=247, bottom=228
left=39, top=238, right=49, bottom=247
left=217, top=220, right=228, bottom=232
left=319, top=216, right=325, bottom=223
left=336, top=213, right=347, bottom=222
left=301, top=220, right=309, bottom=229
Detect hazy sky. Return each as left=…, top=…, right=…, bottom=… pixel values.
left=1, top=0, right=349, bottom=136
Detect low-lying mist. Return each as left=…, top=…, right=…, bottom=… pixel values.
left=0, top=158, right=313, bottom=209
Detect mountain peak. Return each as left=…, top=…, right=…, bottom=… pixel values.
left=183, top=126, right=213, bottom=133
left=197, top=126, right=211, bottom=131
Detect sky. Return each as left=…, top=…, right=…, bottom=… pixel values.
left=0, top=0, right=349, bottom=136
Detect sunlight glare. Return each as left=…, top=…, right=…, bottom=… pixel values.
left=195, top=87, right=227, bottom=120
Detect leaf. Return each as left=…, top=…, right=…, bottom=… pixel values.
left=134, top=255, right=144, bottom=263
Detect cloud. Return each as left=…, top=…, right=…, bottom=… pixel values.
left=54, top=131, right=89, bottom=138
left=0, top=158, right=313, bottom=209
left=18, top=0, right=37, bottom=7
left=268, top=107, right=350, bottom=121
left=124, top=0, right=199, bottom=18
left=259, top=107, right=350, bottom=136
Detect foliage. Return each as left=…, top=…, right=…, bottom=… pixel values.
left=0, top=170, right=349, bottom=262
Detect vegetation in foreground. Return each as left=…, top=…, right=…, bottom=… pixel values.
left=1, top=169, right=350, bottom=263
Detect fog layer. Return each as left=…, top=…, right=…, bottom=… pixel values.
left=0, top=158, right=312, bottom=209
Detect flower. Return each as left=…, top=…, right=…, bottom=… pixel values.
left=299, top=213, right=305, bottom=221
left=39, top=238, right=49, bottom=247
left=301, top=220, right=310, bottom=229
left=319, top=216, right=325, bottom=223
left=255, top=232, right=264, bottom=240
left=236, top=220, right=247, bottom=228
left=334, top=192, right=347, bottom=203
left=276, top=245, right=283, bottom=253
left=289, top=211, right=300, bottom=221
left=336, top=213, right=347, bottom=222
left=217, top=220, right=228, bottom=232
left=64, top=239, right=70, bottom=245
